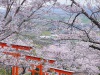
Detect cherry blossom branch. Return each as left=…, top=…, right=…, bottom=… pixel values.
left=59, top=21, right=100, bottom=45
left=89, top=45, right=100, bottom=50
left=4, top=0, right=14, bottom=19
left=71, top=0, right=100, bottom=29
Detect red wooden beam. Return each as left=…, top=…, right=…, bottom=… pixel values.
left=50, top=68, right=74, bottom=75
left=0, top=42, right=8, bottom=48
left=0, top=42, right=32, bottom=51
left=11, top=44, right=32, bottom=51
left=25, top=56, right=55, bottom=64
left=48, top=60, right=55, bottom=64
left=25, top=56, right=41, bottom=61
left=3, top=51, right=21, bottom=58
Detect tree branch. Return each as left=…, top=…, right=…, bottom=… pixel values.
left=89, top=45, right=100, bottom=50
left=71, top=0, right=100, bottom=29
left=4, top=1, right=14, bottom=19
left=14, top=0, right=26, bottom=16
left=59, top=21, right=100, bottom=45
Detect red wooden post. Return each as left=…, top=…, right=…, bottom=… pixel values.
left=12, top=66, right=14, bottom=75
left=3, top=52, right=21, bottom=75
left=36, top=64, right=43, bottom=75
left=29, top=64, right=43, bottom=75
left=39, top=64, right=43, bottom=75
left=29, top=69, right=36, bottom=75
left=12, top=66, right=19, bottom=75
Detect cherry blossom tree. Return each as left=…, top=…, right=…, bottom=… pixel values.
left=0, top=0, right=57, bottom=74
left=40, top=41, right=100, bottom=75
left=52, top=0, right=100, bottom=51
left=0, top=0, right=56, bottom=43
left=37, top=0, right=100, bottom=74
left=0, top=0, right=100, bottom=75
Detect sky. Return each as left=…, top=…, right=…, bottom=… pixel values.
left=57, top=0, right=67, bottom=4
left=57, top=0, right=84, bottom=5
left=57, top=0, right=98, bottom=6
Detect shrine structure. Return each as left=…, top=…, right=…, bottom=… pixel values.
left=0, top=42, right=74, bottom=75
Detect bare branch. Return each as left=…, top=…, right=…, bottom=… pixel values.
left=59, top=21, right=100, bottom=45
left=14, top=0, right=26, bottom=16
left=4, top=1, right=14, bottom=19
left=71, top=13, right=81, bottom=25
left=0, top=31, right=16, bottom=41
left=89, top=45, right=100, bottom=50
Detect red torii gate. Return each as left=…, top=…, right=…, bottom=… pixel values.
left=0, top=42, right=32, bottom=75
left=0, top=42, right=74, bottom=75
left=26, top=55, right=56, bottom=75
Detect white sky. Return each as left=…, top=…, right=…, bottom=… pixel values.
left=57, top=0, right=67, bottom=4
left=57, top=0, right=84, bottom=4
left=57, top=0, right=97, bottom=6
